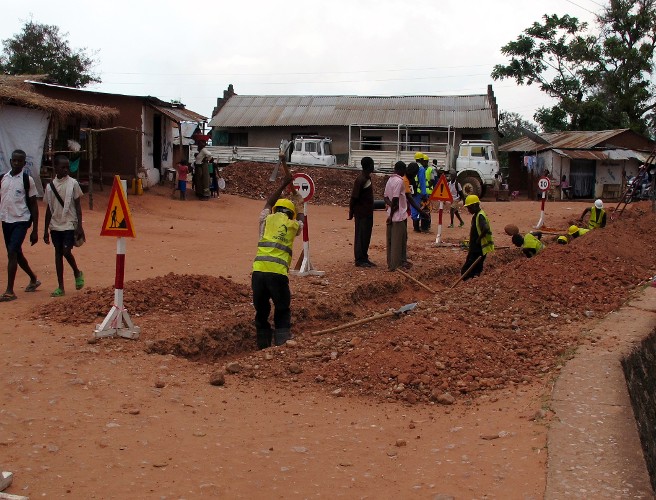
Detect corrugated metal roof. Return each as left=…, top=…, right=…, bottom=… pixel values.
left=500, top=129, right=632, bottom=152
left=553, top=149, right=609, bottom=160
left=150, top=104, right=206, bottom=123
left=209, top=94, right=496, bottom=129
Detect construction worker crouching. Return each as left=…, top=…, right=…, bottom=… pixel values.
left=557, top=235, right=569, bottom=245
left=568, top=224, right=590, bottom=239
left=511, top=231, right=544, bottom=258
left=461, top=194, right=494, bottom=281
left=252, top=172, right=304, bottom=349
left=579, top=199, right=607, bottom=229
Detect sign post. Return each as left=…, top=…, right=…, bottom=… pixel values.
left=290, top=173, right=324, bottom=277
left=94, top=176, right=139, bottom=339
left=429, top=174, right=454, bottom=245
left=535, top=176, right=551, bottom=229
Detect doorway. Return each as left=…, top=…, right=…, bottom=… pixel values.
left=570, top=160, right=595, bottom=198
left=153, top=115, right=162, bottom=172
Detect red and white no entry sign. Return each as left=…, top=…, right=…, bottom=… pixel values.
left=292, top=173, right=315, bottom=202
left=538, top=176, right=551, bottom=192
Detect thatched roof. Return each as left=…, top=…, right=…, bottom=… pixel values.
left=0, top=75, right=118, bottom=123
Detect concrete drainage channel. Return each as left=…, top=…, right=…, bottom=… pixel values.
left=622, top=329, right=656, bottom=493
left=545, top=288, right=655, bottom=499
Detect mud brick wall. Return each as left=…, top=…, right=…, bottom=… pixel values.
left=622, top=330, right=656, bottom=492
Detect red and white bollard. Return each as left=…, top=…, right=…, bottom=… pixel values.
left=435, top=201, right=445, bottom=245
left=292, top=202, right=324, bottom=277
left=534, top=191, right=547, bottom=229
left=94, top=237, right=140, bottom=339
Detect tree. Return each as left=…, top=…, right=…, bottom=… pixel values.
left=497, top=111, right=541, bottom=171
left=492, top=1, right=656, bottom=135
left=498, top=111, right=540, bottom=144
left=0, top=20, right=100, bottom=87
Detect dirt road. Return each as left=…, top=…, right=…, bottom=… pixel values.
left=1, top=176, right=654, bottom=498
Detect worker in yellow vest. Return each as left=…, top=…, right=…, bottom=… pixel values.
left=461, top=195, right=494, bottom=280
left=511, top=231, right=544, bottom=258
left=252, top=169, right=304, bottom=349
left=579, top=199, right=607, bottom=229
left=568, top=225, right=590, bottom=239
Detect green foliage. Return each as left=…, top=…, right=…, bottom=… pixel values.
left=497, top=111, right=541, bottom=171
left=0, top=20, right=100, bottom=87
left=498, top=111, right=540, bottom=144
left=492, top=1, right=656, bottom=136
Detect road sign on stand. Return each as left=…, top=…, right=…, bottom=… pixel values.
left=95, top=176, right=139, bottom=340
left=290, top=173, right=323, bottom=277
left=429, top=174, right=453, bottom=203
left=535, top=177, right=551, bottom=229
left=430, top=174, right=453, bottom=245
left=100, top=176, right=136, bottom=238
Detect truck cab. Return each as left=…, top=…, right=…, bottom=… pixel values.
left=455, top=140, right=500, bottom=197
left=290, top=136, right=336, bottom=166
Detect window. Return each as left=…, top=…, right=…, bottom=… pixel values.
left=323, top=142, right=332, bottom=156
left=362, top=136, right=382, bottom=151
left=305, top=142, right=317, bottom=153
left=408, top=134, right=429, bottom=151
left=460, top=146, right=470, bottom=157
left=471, top=146, right=486, bottom=157
left=228, top=132, right=248, bottom=146
left=295, top=140, right=303, bottom=152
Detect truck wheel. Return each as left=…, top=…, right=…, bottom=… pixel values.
left=460, top=176, right=482, bottom=197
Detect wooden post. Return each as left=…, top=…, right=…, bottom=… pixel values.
left=450, top=255, right=483, bottom=289
left=88, top=132, right=94, bottom=210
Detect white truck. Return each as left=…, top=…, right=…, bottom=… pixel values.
left=454, top=140, right=501, bottom=197
left=195, top=136, right=336, bottom=167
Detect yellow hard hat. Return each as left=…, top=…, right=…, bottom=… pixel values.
left=414, top=152, right=424, bottom=160
left=464, top=194, right=480, bottom=206
left=557, top=235, right=569, bottom=245
left=568, top=225, right=579, bottom=236
left=273, top=198, right=296, bottom=219
left=422, top=154, right=430, bottom=161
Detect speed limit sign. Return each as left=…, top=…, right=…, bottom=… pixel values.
left=538, top=176, right=551, bottom=192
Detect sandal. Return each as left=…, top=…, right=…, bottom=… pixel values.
left=25, top=280, right=41, bottom=292
left=75, top=272, right=85, bottom=290
left=0, top=292, right=17, bottom=302
left=51, top=288, right=65, bottom=297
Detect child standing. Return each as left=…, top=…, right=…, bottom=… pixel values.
left=43, top=155, right=85, bottom=297
left=176, top=160, right=189, bottom=200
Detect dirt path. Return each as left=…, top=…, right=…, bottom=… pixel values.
left=1, top=181, right=654, bottom=498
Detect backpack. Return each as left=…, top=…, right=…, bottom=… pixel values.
left=0, top=171, right=33, bottom=226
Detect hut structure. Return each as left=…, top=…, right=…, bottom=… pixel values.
left=0, top=75, right=118, bottom=197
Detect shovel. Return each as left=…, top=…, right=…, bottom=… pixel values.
left=311, top=302, right=417, bottom=336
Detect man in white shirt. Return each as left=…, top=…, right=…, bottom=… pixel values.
left=43, top=155, right=85, bottom=297
left=0, top=149, right=40, bottom=301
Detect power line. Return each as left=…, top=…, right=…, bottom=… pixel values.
left=100, top=63, right=494, bottom=78
left=564, top=0, right=598, bottom=15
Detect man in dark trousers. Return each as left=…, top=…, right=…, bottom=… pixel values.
left=0, top=149, right=40, bottom=301
left=461, top=194, right=494, bottom=281
left=251, top=168, right=304, bottom=349
left=349, top=156, right=376, bottom=267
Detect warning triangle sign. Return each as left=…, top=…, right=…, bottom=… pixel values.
left=429, top=173, right=453, bottom=202
left=100, top=176, right=136, bottom=238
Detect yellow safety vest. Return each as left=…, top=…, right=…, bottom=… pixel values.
left=425, top=167, right=434, bottom=195
left=475, top=210, right=494, bottom=255
left=253, top=212, right=299, bottom=275
left=573, top=228, right=590, bottom=238
left=588, top=207, right=606, bottom=229
left=523, top=233, right=544, bottom=255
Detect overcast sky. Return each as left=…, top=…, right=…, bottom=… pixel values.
left=1, top=0, right=601, bottom=123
